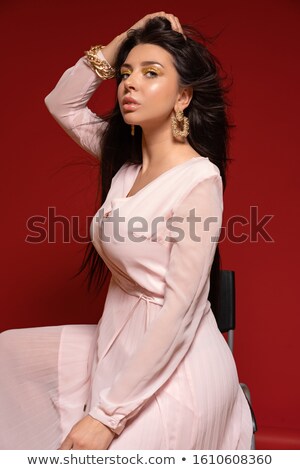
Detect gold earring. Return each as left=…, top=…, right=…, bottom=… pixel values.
left=171, top=110, right=189, bottom=138
left=131, top=125, right=135, bottom=136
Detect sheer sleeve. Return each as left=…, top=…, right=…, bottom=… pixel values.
left=89, top=174, right=224, bottom=434
left=44, top=55, right=108, bottom=159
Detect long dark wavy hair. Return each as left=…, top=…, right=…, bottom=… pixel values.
left=75, top=17, right=232, bottom=319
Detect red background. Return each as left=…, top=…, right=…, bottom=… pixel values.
left=1, top=0, right=299, bottom=448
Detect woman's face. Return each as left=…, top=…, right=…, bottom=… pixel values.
left=118, top=43, right=184, bottom=131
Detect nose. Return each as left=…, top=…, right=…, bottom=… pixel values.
left=123, top=71, right=138, bottom=91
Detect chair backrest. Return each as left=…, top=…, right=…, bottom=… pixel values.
left=215, top=270, right=236, bottom=334
left=214, top=270, right=236, bottom=353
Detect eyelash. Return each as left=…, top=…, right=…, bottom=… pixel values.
left=120, top=69, right=159, bottom=80
left=120, top=72, right=130, bottom=80
left=144, top=69, right=158, bottom=78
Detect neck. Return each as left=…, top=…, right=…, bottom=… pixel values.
left=140, top=124, right=192, bottom=174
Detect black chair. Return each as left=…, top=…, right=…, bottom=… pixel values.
left=216, top=270, right=258, bottom=450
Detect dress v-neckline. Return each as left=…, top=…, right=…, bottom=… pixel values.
left=123, top=156, right=201, bottom=199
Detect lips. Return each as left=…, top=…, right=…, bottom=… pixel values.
left=122, top=96, right=139, bottom=105
left=122, top=96, right=140, bottom=111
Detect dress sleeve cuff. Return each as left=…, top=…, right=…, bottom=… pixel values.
left=88, top=406, right=126, bottom=436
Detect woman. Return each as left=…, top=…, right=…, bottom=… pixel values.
left=0, top=12, right=253, bottom=449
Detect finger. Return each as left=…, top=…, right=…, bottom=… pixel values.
left=173, top=16, right=184, bottom=35
left=59, top=436, right=73, bottom=450
left=165, top=14, right=177, bottom=32
left=149, top=11, right=166, bottom=20
left=165, top=14, right=183, bottom=35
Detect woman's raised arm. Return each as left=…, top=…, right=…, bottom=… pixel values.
left=44, top=55, right=107, bottom=160
left=44, top=32, right=126, bottom=160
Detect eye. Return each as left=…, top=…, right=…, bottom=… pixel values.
left=144, top=68, right=159, bottom=78
left=120, top=70, right=131, bottom=80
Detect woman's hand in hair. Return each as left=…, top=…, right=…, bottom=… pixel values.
left=102, top=13, right=183, bottom=67
left=129, top=12, right=184, bottom=35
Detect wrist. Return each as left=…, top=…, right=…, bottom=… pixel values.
left=103, top=32, right=127, bottom=66
left=84, top=45, right=116, bottom=80
left=89, top=414, right=117, bottom=436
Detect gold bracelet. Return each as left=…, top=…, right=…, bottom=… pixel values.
left=84, top=44, right=116, bottom=80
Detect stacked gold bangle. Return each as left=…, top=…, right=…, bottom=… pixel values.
left=84, top=45, right=116, bottom=80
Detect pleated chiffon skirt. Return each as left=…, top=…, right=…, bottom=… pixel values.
left=0, top=280, right=252, bottom=449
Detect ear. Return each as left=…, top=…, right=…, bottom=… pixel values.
left=176, top=86, right=193, bottom=111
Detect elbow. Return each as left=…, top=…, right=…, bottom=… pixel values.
left=44, top=91, right=57, bottom=117
left=44, top=91, right=67, bottom=125
left=44, top=88, right=74, bottom=128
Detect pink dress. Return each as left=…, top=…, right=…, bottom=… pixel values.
left=0, top=57, right=253, bottom=450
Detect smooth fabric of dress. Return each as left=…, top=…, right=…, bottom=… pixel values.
left=0, top=56, right=253, bottom=449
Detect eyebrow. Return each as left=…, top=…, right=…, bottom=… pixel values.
left=121, top=61, right=165, bottom=69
